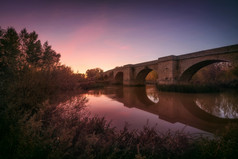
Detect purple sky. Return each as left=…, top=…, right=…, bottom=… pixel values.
left=1, top=0, right=238, bottom=73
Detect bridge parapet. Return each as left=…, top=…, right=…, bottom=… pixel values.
left=178, top=44, right=238, bottom=60
left=133, top=60, right=158, bottom=67
left=158, top=55, right=178, bottom=62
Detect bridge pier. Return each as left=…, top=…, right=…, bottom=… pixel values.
left=157, top=55, right=179, bottom=85
left=122, top=65, right=136, bottom=85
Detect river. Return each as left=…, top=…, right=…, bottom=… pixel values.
left=60, top=85, right=238, bottom=135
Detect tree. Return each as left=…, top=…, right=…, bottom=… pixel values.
left=18, top=28, right=29, bottom=67
left=25, top=31, right=42, bottom=67
left=86, top=68, right=103, bottom=79
left=146, top=70, right=158, bottom=81
left=19, top=29, right=61, bottom=70
left=74, top=73, right=85, bottom=82
left=42, top=41, right=60, bottom=69
left=191, top=62, right=237, bottom=84
left=0, top=27, right=62, bottom=74
left=0, top=27, right=21, bottom=75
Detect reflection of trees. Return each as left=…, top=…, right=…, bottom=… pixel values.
left=195, top=92, right=238, bottom=119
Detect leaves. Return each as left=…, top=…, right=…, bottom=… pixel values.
left=0, top=27, right=61, bottom=75
left=86, top=68, right=103, bottom=79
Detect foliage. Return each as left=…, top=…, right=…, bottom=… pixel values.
left=157, top=62, right=238, bottom=93
left=191, top=62, right=238, bottom=86
left=186, top=123, right=238, bottom=159
left=42, top=41, right=61, bottom=69
left=0, top=27, right=82, bottom=158
left=0, top=27, right=21, bottom=76
left=145, top=70, right=158, bottom=82
left=0, top=27, right=61, bottom=76
left=86, top=68, right=103, bottom=79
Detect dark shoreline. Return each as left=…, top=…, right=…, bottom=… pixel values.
left=156, top=82, right=238, bottom=93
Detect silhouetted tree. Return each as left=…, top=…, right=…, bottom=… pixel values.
left=74, top=73, right=85, bottom=82
left=86, top=68, right=103, bottom=79
left=19, top=28, right=29, bottom=67
left=0, top=27, right=21, bottom=76
left=0, top=27, right=61, bottom=72
left=42, top=41, right=60, bottom=69
left=25, top=31, right=42, bottom=67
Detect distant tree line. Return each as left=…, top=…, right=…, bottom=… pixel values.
left=86, top=67, right=103, bottom=79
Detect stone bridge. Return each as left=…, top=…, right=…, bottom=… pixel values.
left=103, top=44, right=238, bottom=85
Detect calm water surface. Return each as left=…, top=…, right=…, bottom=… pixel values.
left=68, top=85, right=238, bottom=134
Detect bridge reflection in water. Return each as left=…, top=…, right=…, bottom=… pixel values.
left=86, top=85, right=238, bottom=134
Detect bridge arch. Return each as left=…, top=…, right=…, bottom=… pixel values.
left=103, top=75, right=108, bottom=80
left=136, top=67, right=158, bottom=85
left=179, top=59, right=227, bottom=82
left=114, top=72, right=123, bottom=84
left=108, top=71, right=114, bottom=78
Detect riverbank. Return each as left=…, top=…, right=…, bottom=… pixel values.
left=78, top=80, right=109, bottom=90
left=156, top=80, right=238, bottom=93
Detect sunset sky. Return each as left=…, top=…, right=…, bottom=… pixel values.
left=1, top=0, right=238, bottom=73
